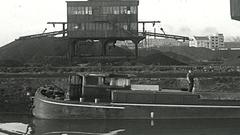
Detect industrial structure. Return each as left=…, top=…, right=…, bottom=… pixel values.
left=19, top=0, right=189, bottom=61
left=67, top=0, right=143, bottom=59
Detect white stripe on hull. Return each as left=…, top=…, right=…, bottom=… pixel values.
left=111, top=103, right=240, bottom=109
left=39, top=98, right=240, bottom=110
left=39, top=98, right=125, bottom=110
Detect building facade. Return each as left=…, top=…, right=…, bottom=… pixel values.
left=67, top=0, right=139, bottom=39
left=190, top=36, right=210, bottom=48
left=190, top=34, right=224, bottom=50
left=209, top=34, right=224, bottom=50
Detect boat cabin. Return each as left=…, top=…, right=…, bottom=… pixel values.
left=67, top=73, right=133, bottom=101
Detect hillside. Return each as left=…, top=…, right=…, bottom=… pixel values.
left=155, top=46, right=216, bottom=61
left=137, top=52, right=188, bottom=65
left=1, top=37, right=239, bottom=66
left=0, top=37, right=133, bottom=65
left=0, top=38, right=68, bottom=63
left=138, top=48, right=198, bottom=65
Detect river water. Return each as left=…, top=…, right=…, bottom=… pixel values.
left=1, top=114, right=240, bottom=135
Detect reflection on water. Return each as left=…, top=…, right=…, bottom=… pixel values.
left=0, top=122, right=32, bottom=135
left=1, top=114, right=240, bottom=135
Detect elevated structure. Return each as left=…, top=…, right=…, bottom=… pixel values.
left=67, top=0, right=144, bottom=58
left=67, top=0, right=139, bottom=40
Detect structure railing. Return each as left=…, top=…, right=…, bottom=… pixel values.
left=141, top=32, right=189, bottom=41
left=18, top=30, right=67, bottom=40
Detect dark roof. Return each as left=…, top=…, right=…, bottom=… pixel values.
left=194, top=36, right=209, bottom=41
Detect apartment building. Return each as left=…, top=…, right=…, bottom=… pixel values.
left=190, top=34, right=224, bottom=50
left=209, top=34, right=224, bottom=50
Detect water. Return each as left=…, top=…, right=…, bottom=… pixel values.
left=1, top=114, right=240, bottom=135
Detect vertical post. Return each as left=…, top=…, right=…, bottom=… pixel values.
left=67, top=39, right=72, bottom=63
left=67, top=39, right=77, bottom=64
left=132, top=39, right=141, bottom=59
left=154, top=28, right=156, bottom=39
left=63, top=23, right=66, bottom=37
left=135, top=42, right=138, bottom=58
left=150, top=112, right=154, bottom=119
left=143, top=22, right=145, bottom=33
left=101, top=39, right=108, bottom=56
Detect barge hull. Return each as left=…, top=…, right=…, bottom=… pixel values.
left=33, top=96, right=240, bottom=119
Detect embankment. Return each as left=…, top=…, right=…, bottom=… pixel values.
left=1, top=73, right=240, bottom=114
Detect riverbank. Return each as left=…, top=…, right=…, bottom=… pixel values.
left=1, top=71, right=240, bottom=114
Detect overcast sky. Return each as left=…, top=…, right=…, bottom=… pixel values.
left=1, top=0, right=240, bottom=47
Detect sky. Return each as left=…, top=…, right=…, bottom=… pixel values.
left=1, top=0, right=240, bottom=47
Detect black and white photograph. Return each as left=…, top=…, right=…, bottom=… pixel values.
left=1, top=0, right=240, bottom=134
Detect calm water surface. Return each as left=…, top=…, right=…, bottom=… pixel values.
left=0, top=114, right=240, bottom=135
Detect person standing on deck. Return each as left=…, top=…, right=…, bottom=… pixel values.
left=187, top=70, right=194, bottom=92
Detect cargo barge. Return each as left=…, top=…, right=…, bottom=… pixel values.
left=33, top=73, right=240, bottom=119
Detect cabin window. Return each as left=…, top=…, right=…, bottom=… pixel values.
left=103, top=7, right=113, bottom=15
left=102, top=23, right=107, bottom=30
left=67, top=7, right=72, bottom=15
left=85, top=7, right=91, bottom=15
left=127, top=7, right=131, bottom=14
left=106, top=23, right=113, bottom=30
left=123, top=24, right=128, bottom=31
left=86, top=23, right=95, bottom=31
left=78, top=23, right=85, bottom=31
left=88, top=7, right=93, bottom=15
left=130, top=6, right=137, bottom=14
left=68, top=23, right=79, bottom=31
left=85, top=76, right=98, bottom=85
left=69, top=75, right=82, bottom=85
left=113, top=7, right=120, bottom=14
left=102, top=6, right=135, bottom=15
left=80, top=7, right=85, bottom=15
left=68, top=7, right=76, bottom=15
left=74, top=7, right=79, bottom=15
left=87, top=23, right=94, bottom=31
left=103, top=7, right=107, bottom=14
left=120, top=6, right=127, bottom=14
left=93, top=7, right=101, bottom=15
left=96, top=23, right=101, bottom=31
left=110, top=78, right=130, bottom=87
left=130, top=23, right=137, bottom=30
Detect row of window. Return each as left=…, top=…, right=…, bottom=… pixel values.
left=68, top=23, right=138, bottom=31
left=68, top=6, right=93, bottom=15
left=102, top=6, right=137, bottom=15
left=68, top=6, right=137, bottom=15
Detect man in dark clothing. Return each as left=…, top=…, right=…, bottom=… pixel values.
left=187, top=70, right=194, bottom=92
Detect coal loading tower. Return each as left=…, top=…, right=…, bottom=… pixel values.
left=67, top=0, right=144, bottom=59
